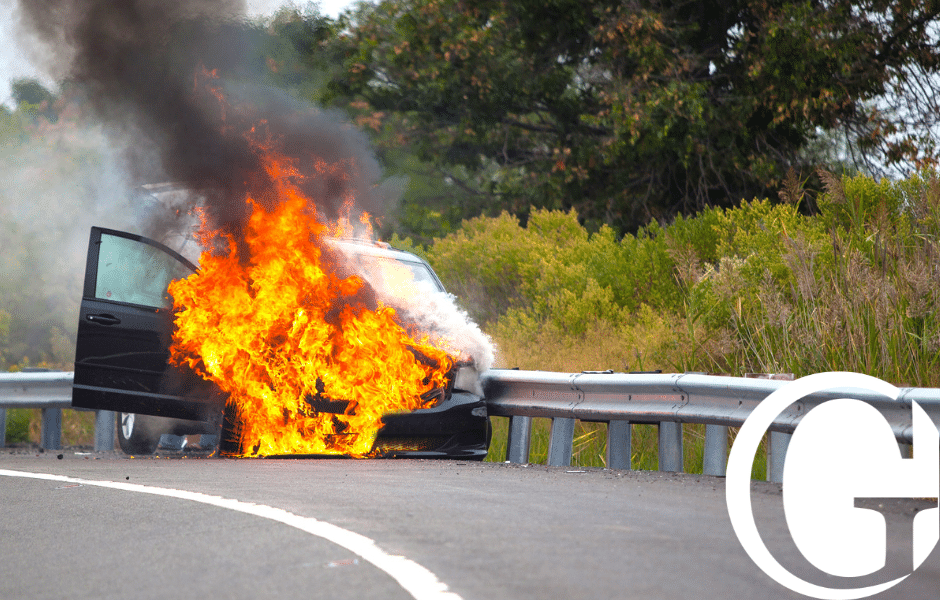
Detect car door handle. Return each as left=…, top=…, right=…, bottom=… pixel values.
left=87, top=313, right=121, bottom=325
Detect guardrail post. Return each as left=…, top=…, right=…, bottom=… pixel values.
left=506, top=415, right=532, bottom=463
left=547, top=417, right=575, bottom=467
left=703, top=424, right=728, bottom=476
left=40, top=407, right=62, bottom=450
left=768, top=431, right=791, bottom=483
left=94, top=410, right=115, bottom=452
left=658, top=421, right=683, bottom=472
left=606, top=420, right=631, bottom=470
left=0, top=408, right=6, bottom=448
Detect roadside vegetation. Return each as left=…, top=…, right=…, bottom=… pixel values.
left=421, top=169, right=940, bottom=388
left=410, top=169, right=940, bottom=466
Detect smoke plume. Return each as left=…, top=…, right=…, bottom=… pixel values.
left=16, top=0, right=385, bottom=252
left=12, top=0, right=496, bottom=373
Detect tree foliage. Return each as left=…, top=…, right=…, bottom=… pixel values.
left=12, top=78, right=55, bottom=108
left=11, top=78, right=59, bottom=122
left=326, top=0, right=940, bottom=234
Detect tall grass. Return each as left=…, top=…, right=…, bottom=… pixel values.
left=716, top=170, right=940, bottom=387
left=444, top=171, right=940, bottom=388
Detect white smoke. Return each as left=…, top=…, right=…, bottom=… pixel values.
left=0, top=113, right=178, bottom=366
left=393, top=282, right=495, bottom=372
left=353, top=258, right=496, bottom=373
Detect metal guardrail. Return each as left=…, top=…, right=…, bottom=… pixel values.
left=480, top=370, right=940, bottom=482
left=0, top=372, right=114, bottom=452
left=4, top=370, right=939, bottom=483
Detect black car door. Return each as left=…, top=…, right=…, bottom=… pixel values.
left=71, top=227, right=222, bottom=421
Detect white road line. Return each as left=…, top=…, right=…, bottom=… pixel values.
left=0, top=468, right=462, bottom=600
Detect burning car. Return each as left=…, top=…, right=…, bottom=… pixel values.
left=71, top=226, right=490, bottom=459
left=21, top=0, right=494, bottom=459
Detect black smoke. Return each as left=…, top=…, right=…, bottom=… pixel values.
left=15, top=0, right=384, bottom=255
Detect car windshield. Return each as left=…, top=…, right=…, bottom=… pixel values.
left=355, top=255, right=443, bottom=293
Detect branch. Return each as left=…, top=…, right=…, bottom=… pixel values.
left=875, top=10, right=940, bottom=64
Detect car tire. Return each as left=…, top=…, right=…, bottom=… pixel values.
left=117, top=412, right=161, bottom=454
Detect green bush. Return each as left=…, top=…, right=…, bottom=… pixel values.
left=423, top=170, right=940, bottom=386
left=427, top=208, right=679, bottom=327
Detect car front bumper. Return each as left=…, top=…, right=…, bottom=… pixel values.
left=372, top=390, right=490, bottom=460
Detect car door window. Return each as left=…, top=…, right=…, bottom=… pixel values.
left=95, top=233, right=193, bottom=309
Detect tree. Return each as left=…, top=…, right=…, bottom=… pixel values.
left=261, top=6, right=345, bottom=103
left=11, top=78, right=55, bottom=107
left=11, top=78, right=59, bottom=122
left=326, top=0, right=940, bottom=233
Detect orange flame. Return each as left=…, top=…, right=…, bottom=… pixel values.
left=167, top=129, right=453, bottom=458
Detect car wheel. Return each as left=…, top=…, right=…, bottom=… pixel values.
left=117, top=412, right=161, bottom=454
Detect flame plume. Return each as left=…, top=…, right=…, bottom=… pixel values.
left=168, top=147, right=455, bottom=457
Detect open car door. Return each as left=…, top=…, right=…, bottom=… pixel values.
left=72, top=227, right=222, bottom=422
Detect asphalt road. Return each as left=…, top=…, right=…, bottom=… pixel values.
left=0, top=448, right=937, bottom=600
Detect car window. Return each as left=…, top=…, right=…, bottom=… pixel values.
left=95, top=233, right=193, bottom=309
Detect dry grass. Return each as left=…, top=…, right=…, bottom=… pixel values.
left=490, top=305, right=717, bottom=373
left=6, top=408, right=96, bottom=447
left=717, top=234, right=940, bottom=387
